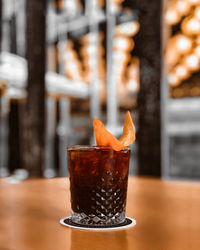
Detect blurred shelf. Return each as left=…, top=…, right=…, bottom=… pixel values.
left=0, top=52, right=89, bottom=99
left=168, top=97, right=200, bottom=136
left=47, top=10, right=138, bottom=43
left=168, top=98, right=200, bottom=113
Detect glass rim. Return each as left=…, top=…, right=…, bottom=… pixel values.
left=67, top=145, right=130, bottom=152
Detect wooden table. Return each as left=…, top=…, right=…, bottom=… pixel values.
left=0, top=177, right=200, bottom=250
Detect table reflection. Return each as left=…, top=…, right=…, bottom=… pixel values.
left=70, top=229, right=129, bottom=250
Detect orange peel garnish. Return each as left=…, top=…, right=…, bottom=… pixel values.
left=93, top=111, right=136, bottom=151
left=93, top=118, right=124, bottom=151
left=119, top=111, right=136, bottom=147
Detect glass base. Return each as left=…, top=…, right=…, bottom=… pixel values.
left=71, top=210, right=126, bottom=226
left=60, top=216, right=136, bottom=230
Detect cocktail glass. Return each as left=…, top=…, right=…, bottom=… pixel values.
left=67, top=145, right=130, bottom=226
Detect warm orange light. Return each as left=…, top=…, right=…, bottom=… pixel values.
left=165, top=36, right=189, bottom=69
left=80, top=45, right=104, bottom=58
left=86, top=45, right=97, bottom=56
left=64, top=61, right=79, bottom=73
left=63, top=42, right=84, bottom=81
left=113, top=51, right=130, bottom=64
left=66, top=40, right=74, bottom=49
left=110, top=2, right=122, bottom=13
left=165, top=49, right=180, bottom=69
left=176, top=0, right=191, bottom=15
left=63, top=49, right=77, bottom=61
left=113, top=37, right=134, bottom=51
left=79, top=32, right=104, bottom=44
left=181, top=16, right=200, bottom=35
left=113, top=64, right=124, bottom=77
left=194, top=45, right=200, bottom=57
left=115, top=21, right=140, bottom=36
left=86, top=57, right=98, bottom=67
left=126, top=79, right=139, bottom=92
left=183, top=54, right=200, bottom=70
left=165, top=7, right=181, bottom=25
left=168, top=73, right=180, bottom=86
left=188, top=0, right=200, bottom=5
left=196, top=36, right=200, bottom=44
left=64, top=0, right=77, bottom=13
left=97, top=0, right=105, bottom=8
left=194, top=6, right=200, bottom=20
left=174, top=64, right=189, bottom=79
left=175, top=34, right=192, bottom=54
left=127, top=66, right=138, bottom=78
left=127, top=57, right=139, bottom=79
left=111, top=0, right=124, bottom=3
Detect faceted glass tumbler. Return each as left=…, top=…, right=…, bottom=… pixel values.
left=67, top=146, right=130, bottom=226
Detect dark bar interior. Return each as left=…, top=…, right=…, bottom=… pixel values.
left=0, top=0, right=200, bottom=249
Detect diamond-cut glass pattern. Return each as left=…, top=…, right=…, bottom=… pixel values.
left=71, top=182, right=127, bottom=226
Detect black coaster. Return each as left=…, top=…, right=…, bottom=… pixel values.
left=60, top=216, right=136, bottom=231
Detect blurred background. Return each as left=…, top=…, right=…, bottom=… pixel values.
left=0, top=0, right=200, bottom=180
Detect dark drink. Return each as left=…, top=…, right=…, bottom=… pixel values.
left=68, top=146, right=130, bottom=226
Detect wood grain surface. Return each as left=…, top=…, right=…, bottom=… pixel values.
left=0, top=177, right=200, bottom=250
